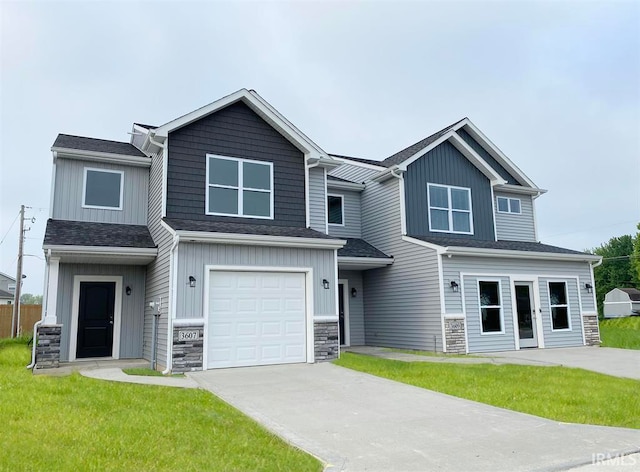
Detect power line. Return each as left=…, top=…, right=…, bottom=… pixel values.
left=0, top=211, right=20, bottom=246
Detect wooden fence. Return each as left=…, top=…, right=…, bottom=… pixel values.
left=0, top=305, right=42, bottom=338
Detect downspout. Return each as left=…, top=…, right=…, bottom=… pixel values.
left=162, top=233, right=179, bottom=375
left=27, top=249, right=51, bottom=369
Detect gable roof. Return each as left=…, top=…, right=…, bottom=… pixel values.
left=0, top=289, right=13, bottom=299
left=338, top=238, right=391, bottom=259
left=152, top=89, right=330, bottom=160
left=620, top=288, right=640, bottom=301
left=52, top=134, right=147, bottom=158
left=0, top=272, right=15, bottom=282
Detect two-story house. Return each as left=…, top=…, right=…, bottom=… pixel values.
left=0, top=272, right=16, bottom=305
left=36, top=89, right=601, bottom=371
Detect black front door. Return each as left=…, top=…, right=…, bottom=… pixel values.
left=338, top=283, right=345, bottom=345
left=77, top=282, right=115, bottom=358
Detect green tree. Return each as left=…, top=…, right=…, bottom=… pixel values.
left=633, top=223, right=640, bottom=282
left=20, top=293, right=43, bottom=304
left=591, top=234, right=639, bottom=315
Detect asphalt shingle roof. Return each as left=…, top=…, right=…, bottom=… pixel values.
left=338, top=238, right=391, bottom=259
left=52, top=134, right=148, bottom=158
left=409, top=235, right=589, bottom=256
left=328, top=153, right=385, bottom=167
left=164, top=218, right=340, bottom=240
left=44, top=219, right=156, bottom=248
left=620, top=288, right=640, bottom=301
left=0, top=289, right=13, bottom=299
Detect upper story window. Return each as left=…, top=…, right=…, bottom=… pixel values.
left=479, top=280, right=503, bottom=334
left=7, top=283, right=15, bottom=294
left=549, top=281, right=571, bottom=330
left=206, top=155, right=273, bottom=219
left=82, top=168, right=124, bottom=210
left=496, top=196, right=521, bottom=214
left=327, top=194, right=344, bottom=226
left=427, top=183, right=473, bottom=234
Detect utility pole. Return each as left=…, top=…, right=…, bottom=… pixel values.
left=11, top=205, right=25, bottom=338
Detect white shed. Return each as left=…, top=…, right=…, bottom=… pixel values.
left=603, top=288, right=640, bottom=318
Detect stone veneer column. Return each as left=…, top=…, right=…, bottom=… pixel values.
left=444, top=317, right=467, bottom=354
left=172, top=324, right=204, bottom=372
left=35, top=324, right=62, bottom=369
left=314, top=320, right=339, bottom=361
left=582, top=314, right=601, bottom=346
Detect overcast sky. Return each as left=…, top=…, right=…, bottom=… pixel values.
left=1, top=0, right=639, bottom=295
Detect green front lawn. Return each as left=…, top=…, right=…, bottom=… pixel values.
left=335, top=352, right=640, bottom=429
left=600, top=316, right=640, bottom=350
left=0, top=340, right=321, bottom=472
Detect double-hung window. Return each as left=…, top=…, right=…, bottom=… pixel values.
left=549, top=281, right=570, bottom=330
left=82, top=168, right=124, bottom=210
left=496, top=196, right=521, bottom=214
left=206, top=155, right=273, bottom=219
left=427, top=183, right=473, bottom=234
left=479, top=280, right=503, bottom=333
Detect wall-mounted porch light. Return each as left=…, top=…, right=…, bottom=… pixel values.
left=351, top=287, right=357, bottom=298
left=450, top=281, right=459, bottom=292
left=125, top=286, right=132, bottom=296
left=188, top=276, right=196, bottom=288
left=322, top=279, right=330, bottom=290
left=585, top=283, right=593, bottom=294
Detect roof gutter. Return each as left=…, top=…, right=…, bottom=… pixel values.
left=306, top=156, right=342, bottom=170
left=443, top=246, right=602, bottom=263
left=175, top=230, right=346, bottom=250
left=50, top=147, right=151, bottom=167
left=372, top=165, right=404, bottom=183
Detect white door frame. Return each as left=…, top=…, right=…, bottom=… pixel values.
left=338, top=279, right=350, bottom=347
left=203, top=265, right=315, bottom=369
left=69, top=275, right=123, bottom=361
left=510, top=276, right=544, bottom=349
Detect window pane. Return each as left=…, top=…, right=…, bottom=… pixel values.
left=429, top=185, right=448, bottom=208
left=552, top=307, right=569, bottom=329
left=430, top=209, right=449, bottom=231
left=451, top=188, right=469, bottom=210
left=549, top=282, right=567, bottom=306
left=479, top=281, right=500, bottom=306
left=209, top=158, right=238, bottom=187
left=85, top=170, right=121, bottom=208
left=452, top=211, right=471, bottom=233
left=481, top=308, right=502, bottom=332
left=209, top=187, right=238, bottom=214
left=243, top=190, right=270, bottom=217
left=497, top=197, right=509, bottom=212
left=243, top=162, right=271, bottom=190
left=328, top=196, right=343, bottom=224
left=510, top=199, right=521, bottom=213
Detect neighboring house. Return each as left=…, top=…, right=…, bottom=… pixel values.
left=603, top=288, right=640, bottom=318
left=0, top=272, right=16, bottom=305
left=37, top=89, right=601, bottom=371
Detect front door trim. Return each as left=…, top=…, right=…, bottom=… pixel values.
left=69, top=275, right=123, bottom=361
left=338, top=279, right=350, bottom=347
left=509, top=276, right=544, bottom=349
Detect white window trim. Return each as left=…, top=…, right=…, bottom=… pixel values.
left=205, top=154, right=274, bottom=220
left=478, top=279, right=505, bottom=335
left=548, top=280, right=572, bottom=331
left=82, top=167, right=124, bottom=210
left=7, top=283, right=15, bottom=293
left=496, top=196, right=522, bottom=215
left=427, top=183, right=474, bottom=235
left=327, top=193, right=345, bottom=227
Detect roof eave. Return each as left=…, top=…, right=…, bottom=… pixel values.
left=443, top=246, right=601, bottom=262
left=51, top=147, right=151, bottom=167
left=174, top=230, right=346, bottom=250
left=327, top=180, right=366, bottom=191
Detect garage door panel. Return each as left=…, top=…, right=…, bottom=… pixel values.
left=208, top=271, right=307, bottom=369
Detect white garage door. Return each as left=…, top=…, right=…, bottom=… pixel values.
left=207, top=271, right=307, bottom=369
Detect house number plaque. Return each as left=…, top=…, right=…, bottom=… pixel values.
left=449, top=321, right=464, bottom=330
left=178, top=330, right=199, bottom=341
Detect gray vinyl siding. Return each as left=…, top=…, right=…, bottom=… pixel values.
left=308, top=166, right=326, bottom=232
left=329, top=163, right=381, bottom=183
left=143, top=149, right=172, bottom=367
left=404, top=140, right=495, bottom=241
left=361, top=177, right=443, bottom=351
left=56, top=263, right=146, bottom=362
left=52, top=158, right=149, bottom=224
left=339, top=270, right=364, bottom=345
left=456, top=127, right=520, bottom=185
left=443, top=256, right=593, bottom=352
left=328, top=190, right=362, bottom=238
left=175, top=243, right=337, bottom=319
left=495, top=192, right=536, bottom=242
left=166, top=101, right=306, bottom=227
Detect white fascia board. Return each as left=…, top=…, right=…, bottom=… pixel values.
left=337, top=256, right=394, bottom=268
left=395, top=132, right=454, bottom=171
left=371, top=166, right=404, bottom=183
left=449, top=133, right=507, bottom=185
left=327, top=180, right=365, bottom=191
left=494, top=184, right=547, bottom=196
left=329, top=155, right=386, bottom=171
left=43, top=245, right=158, bottom=257
left=402, top=235, right=446, bottom=254
left=444, top=246, right=602, bottom=262
left=307, top=156, right=342, bottom=170
left=175, top=230, right=347, bottom=250
left=51, top=147, right=152, bottom=167
left=455, top=120, right=538, bottom=188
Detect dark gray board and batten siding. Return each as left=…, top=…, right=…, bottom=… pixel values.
left=166, top=101, right=306, bottom=227
left=404, top=140, right=495, bottom=241
left=456, top=127, right=520, bottom=185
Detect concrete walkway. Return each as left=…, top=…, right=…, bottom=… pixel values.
left=81, top=367, right=199, bottom=388
left=189, top=363, right=640, bottom=472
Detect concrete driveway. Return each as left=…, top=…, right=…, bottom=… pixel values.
left=483, top=346, right=640, bottom=380
left=189, top=363, right=640, bottom=472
